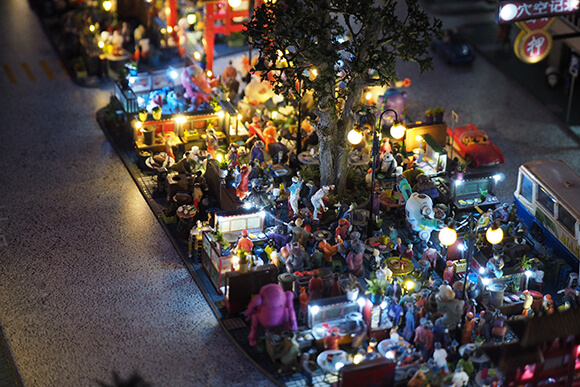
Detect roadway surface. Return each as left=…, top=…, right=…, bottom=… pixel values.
left=1, top=0, right=580, bottom=386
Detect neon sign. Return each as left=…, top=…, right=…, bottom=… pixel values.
left=497, top=0, right=580, bottom=24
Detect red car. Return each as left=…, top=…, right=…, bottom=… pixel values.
left=446, top=123, right=505, bottom=168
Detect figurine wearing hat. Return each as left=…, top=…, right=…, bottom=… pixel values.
left=288, top=174, right=303, bottom=218
left=335, top=217, right=351, bottom=242
left=237, top=229, right=254, bottom=254
left=311, top=185, right=333, bottom=221
left=250, top=140, right=265, bottom=163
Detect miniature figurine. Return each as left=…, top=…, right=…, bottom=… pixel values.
left=402, top=243, right=414, bottom=260
left=542, top=294, right=554, bottom=314
left=227, top=143, right=240, bottom=169
left=244, top=283, right=297, bottom=346
left=311, top=185, right=333, bottom=221
left=290, top=218, right=311, bottom=247
left=457, top=353, right=474, bottom=376
left=486, top=252, right=505, bottom=279
left=250, top=140, right=265, bottom=164
left=393, top=237, right=405, bottom=256
left=402, top=303, right=417, bottom=342
left=335, top=218, right=351, bottom=243
left=279, top=332, right=301, bottom=373
left=263, top=121, right=278, bottom=152
left=443, top=260, right=455, bottom=284
left=205, top=128, right=219, bottom=159
left=236, top=164, right=252, bottom=200
left=407, top=367, right=428, bottom=387
left=345, top=238, right=365, bottom=278
left=452, top=364, right=469, bottom=387
left=414, top=318, right=434, bottom=361
left=324, top=330, right=342, bottom=351
left=432, top=341, right=449, bottom=374
left=493, top=203, right=510, bottom=224
left=299, top=353, right=317, bottom=387
left=522, top=290, right=534, bottom=317
left=379, top=151, right=398, bottom=176
left=435, top=284, right=465, bottom=330
left=282, top=242, right=308, bottom=274
left=298, top=286, right=309, bottom=322
left=318, top=239, right=338, bottom=265
left=288, top=175, right=303, bottom=218
left=328, top=273, right=344, bottom=298
left=246, top=116, right=263, bottom=148
left=420, top=241, right=439, bottom=271
left=461, top=311, right=475, bottom=345
left=237, top=229, right=254, bottom=254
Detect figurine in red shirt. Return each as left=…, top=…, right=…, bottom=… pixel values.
left=237, top=229, right=254, bottom=254
left=402, top=243, right=414, bottom=260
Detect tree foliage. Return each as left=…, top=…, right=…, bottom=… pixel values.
left=243, top=0, right=442, bottom=194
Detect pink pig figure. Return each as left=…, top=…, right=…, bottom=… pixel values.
left=244, top=283, right=297, bottom=347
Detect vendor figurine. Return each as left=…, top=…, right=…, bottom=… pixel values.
left=237, top=229, right=254, bottom=255
left=335, top=218, right=351, bottom=242
left=486, top=252, right=505, bottom=279
left=443, top=260, right=455, bottom=284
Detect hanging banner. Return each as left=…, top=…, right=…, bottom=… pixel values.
left=497, top=0, right=580, bottom=24
left=513, top=17, right=555, bottom=63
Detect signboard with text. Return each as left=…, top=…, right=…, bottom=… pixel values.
left=497, top=0, right=580, bottom=24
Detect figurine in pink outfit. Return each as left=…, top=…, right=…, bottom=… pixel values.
left=244, top=283, right=297, bottom=346
left=236, top=164, right=252, bottom=200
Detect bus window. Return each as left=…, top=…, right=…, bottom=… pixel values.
left=538, top=187, right=556, bottom=214
left=520, top=174, right=533, bottom=202
left=558, top=205, right=576, bottom=235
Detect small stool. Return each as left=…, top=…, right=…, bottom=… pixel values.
left=568, top=273, right=579, bottom=288
left=332, top=259, right=343, bottom=273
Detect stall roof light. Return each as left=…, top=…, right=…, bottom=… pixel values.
left=357, top=297, right=366, bottom=307
left=309, top=305, right=320, bottom=315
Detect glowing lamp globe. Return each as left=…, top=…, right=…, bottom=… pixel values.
left=439, top=226, right=457, bottom=246
left=390, top=122, right=406, bottom=140
left=486, top=226, right=504, bottom=245
left=228, top=0, right=242, bottom=7
left=348, top=128, right=363, bottom=145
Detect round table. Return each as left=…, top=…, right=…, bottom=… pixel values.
left=176, top=204, right=197, bottom=240
left=298, top=152, right=319, bottom=165
left=348, top=152, right=370, bottom=166
left=317, top=349, right=349, bottom=375
left=364, top=236, right=392, bottom=254
left=387, top=257, right=414, bottom=276
left=313, top=230, right=332, bottom=241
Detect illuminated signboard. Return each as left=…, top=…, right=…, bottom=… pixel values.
left=497, top=0, right=580, bottom=24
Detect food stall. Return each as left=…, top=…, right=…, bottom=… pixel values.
left=200, top=210, right=267, bottom=293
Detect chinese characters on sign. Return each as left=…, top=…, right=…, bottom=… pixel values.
left=498, top=0, right=580, bottom=23
left=513, top=18, right=555, bottom=63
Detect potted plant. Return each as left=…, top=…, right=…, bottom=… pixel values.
left=513, top=255, right=534, bottom=271
left=425, top=108, right=434, bottom=124
left=214, top=231, right=230, bottom=255
left=152, top=106, right=162, bottom=120
left=365, top=274, right=389, bottom=304
left=434, top=106, right=445, bottom=123
left=217, top=158, right=229, bottom=178
left=345, top=274, right=361, bottom=301
left=237, top=248, right=249, bottom=273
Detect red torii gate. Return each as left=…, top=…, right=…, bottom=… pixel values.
left=203, top=0, right=263, bottom=72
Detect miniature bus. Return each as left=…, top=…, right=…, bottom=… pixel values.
left=514, top=159, right=580, bottom=270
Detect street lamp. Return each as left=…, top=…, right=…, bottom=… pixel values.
left=348, top=108, right=405, bottom=236
left=438, top=214, right=503, bottom=302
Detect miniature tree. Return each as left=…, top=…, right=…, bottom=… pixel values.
left=243, top=0, right=441, bottom=194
